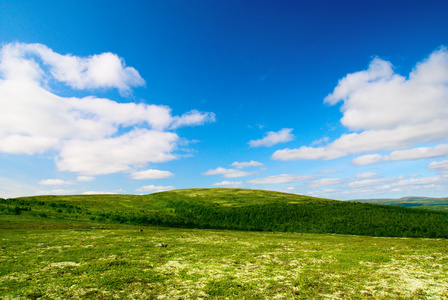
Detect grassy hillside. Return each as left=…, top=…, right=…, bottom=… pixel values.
left=2, top=188, right=448, bottom=238
left=351, top=196, right=448, bottom=211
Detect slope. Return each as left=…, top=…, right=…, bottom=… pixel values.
left=1, top=188, right=448, bottom=238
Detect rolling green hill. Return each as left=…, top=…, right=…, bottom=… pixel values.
left=2, top=188, right=448, bottom=238
left=350, top=196, right=448, bottom=211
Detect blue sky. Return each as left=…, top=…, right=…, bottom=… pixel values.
left=1, top=0, right=448, bottom=199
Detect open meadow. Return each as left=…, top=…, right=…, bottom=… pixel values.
left=1, top=215, right=448, bottom=299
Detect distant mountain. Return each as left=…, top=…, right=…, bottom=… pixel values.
left=350, top=196, right=448, bottom=211
left=2, top=188, right=448, bottom=238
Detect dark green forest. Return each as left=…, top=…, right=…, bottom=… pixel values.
left=1, top=188, right=447, bottom=238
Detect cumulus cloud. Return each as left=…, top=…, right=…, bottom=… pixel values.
left=230, top=160, right=264, bottom=169
left=247, top=174, right=313, bottom=185
left=136, top=185, right=175, bottom=193
left=55, top=129, right=178, bottom=175
left=130, top=169, right=174, bottom=180
left=352, top=144, right=448, bottom=165
left=249, top=128, right=294, bottom=147
left=273, top=48, right=448, bottom=161
left=203, top=167, right=255, bottom=178
left=212, top=181, right=243, bottom=187
left=0, top=42, right=215, bottom=175
left=6, top=43, right=145, bottom=94
left=39, top=179, right=72, bottom=186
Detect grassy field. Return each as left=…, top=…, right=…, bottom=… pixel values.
left=1, top=189, right=448, bottom=299
left=1, top=214, right=448, bottom=299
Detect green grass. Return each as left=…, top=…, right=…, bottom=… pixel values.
left=1, top=216, right=447, bottom=299
left=2, top=188, right=448, bottom=298
left=2, top=188, right=448, bottom=238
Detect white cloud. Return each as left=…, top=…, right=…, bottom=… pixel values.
left=136, top=185, right=175, bottom=193
left=355, top=172, right=382, bottom=179
left=317, top=170, right=337, bottom=174
left=249, top=128, right=294, bottom=147
left=310, top=136, right=329, bottom=146
left=39, top=179, right=72, bottom=186
left=130, top=169, right=174, bottom=180
left=307, top=188, right=339, bottom=197
left=273, top=48, right=448, bottom=161
left=247, top=174, right=313, bottom=185
left=346, top=177, right=398, bottom=189
left=82, top=191, right=118, bottom=195
left=37, top=188, right=76, bottom=195
left=392, top=177, right=443, bottom=187
left=308, top=178, right=344, bottom=187
left=351, top=154, right=384, bottom=166
left=230, top=160, right=264, bottom=169
left=347, top=176, right=444, bottom=190
left=352, top=144, right=448, bottom=165
left=14, top=43, right=145, bottom=94
left=428, top=160, right=448, bottom=175
left=170, top=110, right=216, bottom=129
left=212, top=181, right=243, bottom=188
left=77, top=176, right=95, bottom=182
left=0, top=42, right=215, bottom=175
left=203, top=167, right=255, bottom=178
left=56, top=129, right=178, bottom=175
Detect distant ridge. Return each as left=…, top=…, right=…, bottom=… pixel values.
left=350, top=196, right=448, bottom=211
left=2, top=188, right=448, bottom=238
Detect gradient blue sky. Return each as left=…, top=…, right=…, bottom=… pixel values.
left=1, top=0, right=448, bottom=199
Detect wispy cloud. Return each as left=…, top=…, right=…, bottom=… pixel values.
left=77, top=176, right=95, bottom=182
left=130, top=169, right=174, bottom=180
left=230, top=160, right=264, bottom=169
left=355, top=172, right=382, bottom=179
left=352, top=144, right=448, bottom=165
left=310, top=136, right=329, bottom=146
left=212, top=181, right=243, bottom=188
left=249, top=128, right=294, bottom=147
left=247, top=174, right=313, bottom=185
left=82, top=191, right=118, bottom=195
left=203, top=167, right=255, bottom=178
left=428, top=160, right=448, bottom=174
left=307, top=178, right=344, bottom=187
left=39, top=179, right=72, bottom=186
left=345, top=177, right=398, bottom=189
left=136, top=185, right=175, bottom=193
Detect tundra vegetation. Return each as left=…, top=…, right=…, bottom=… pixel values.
left=1, top=188, right=448, bottom=299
